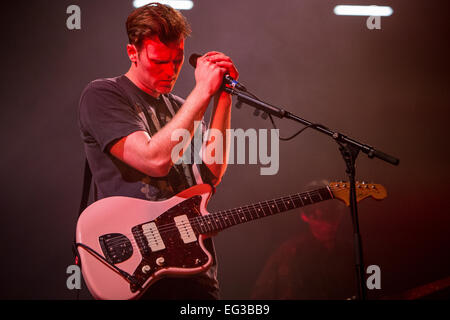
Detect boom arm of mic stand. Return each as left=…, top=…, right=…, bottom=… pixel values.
left=223, top=87, right=286, bottom=118
left=223, top=86, right=400, bottom=166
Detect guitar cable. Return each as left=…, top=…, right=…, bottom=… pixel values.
left=75, top=242, right=142, bottom=288
left=240, top=89, right=327, bottom=141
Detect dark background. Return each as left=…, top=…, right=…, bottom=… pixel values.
left=1, top=0, right=449, bottom=299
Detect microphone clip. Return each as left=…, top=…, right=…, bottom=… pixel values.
left=224, top=75, right=247, bottom=92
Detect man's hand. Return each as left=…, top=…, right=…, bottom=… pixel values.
left=194, top=51, right=239, bottom=97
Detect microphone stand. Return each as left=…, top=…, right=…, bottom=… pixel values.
left=223, top=86, right=399, bottom=300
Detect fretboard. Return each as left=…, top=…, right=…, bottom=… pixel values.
left=191, top=187, right=333, bottom=234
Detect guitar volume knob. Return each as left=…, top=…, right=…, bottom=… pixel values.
left=156, top=257, right=165, bottom=266
left=142, top=265, right=151, bottom=274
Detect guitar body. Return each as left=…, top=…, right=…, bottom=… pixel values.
left=76, top=184, right=214, bottom=300
left=75, top=180, right=386, bottom=300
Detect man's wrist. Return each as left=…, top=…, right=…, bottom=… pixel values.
left=193, top=83, right=215, bottom=101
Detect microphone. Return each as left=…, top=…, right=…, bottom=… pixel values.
left=188, top=53, right=247, bottom=91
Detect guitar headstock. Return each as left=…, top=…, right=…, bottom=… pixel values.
left=328, top=181, right=387, bottom=206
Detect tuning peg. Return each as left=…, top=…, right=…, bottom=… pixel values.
left=235, top=101, right=242, bottom=109
left=253, top=109, right=260, bottom=117
left=261, top=112, right=269, bottom=120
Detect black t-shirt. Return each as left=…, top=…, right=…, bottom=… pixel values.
left=79, top=75, right=214, bottom=201
left=78, top=75, right=219, bottom=299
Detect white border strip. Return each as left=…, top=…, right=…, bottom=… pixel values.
left=133, top=0, right=194, bottom=10
left=334, top=5, right=393, bottom=17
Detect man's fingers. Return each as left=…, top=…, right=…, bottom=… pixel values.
left=207, top=55, right=232, bottom=64
left=213, top=61, right=233, bottom=68
left=203, top=51, right=222, bottom=57
left=202, top=54, right=239, bottom=79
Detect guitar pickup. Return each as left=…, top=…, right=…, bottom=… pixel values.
left=174, top=215, right=197, bottom=244
left=142, top=222, right=166, bottom=252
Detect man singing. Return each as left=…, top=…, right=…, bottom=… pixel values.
left=78, top=2, right=238, bottom=299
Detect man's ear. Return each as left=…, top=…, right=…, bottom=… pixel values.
left=127, top=44, right=138, bottom=64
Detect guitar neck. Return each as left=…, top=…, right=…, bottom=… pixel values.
left=192, top=187, right=334, bottom=234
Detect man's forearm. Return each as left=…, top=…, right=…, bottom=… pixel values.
left=203, top=91, right=232, bottom=184
left=146, top=85, right=213, bottom=172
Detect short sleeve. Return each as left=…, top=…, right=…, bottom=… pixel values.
left=79, top=79, right=147, bottom=153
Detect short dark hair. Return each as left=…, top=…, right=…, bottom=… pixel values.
left=126, top=2, right=191, bottom=51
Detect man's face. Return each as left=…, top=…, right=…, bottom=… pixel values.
left=135, top=36, right=185, bottom=96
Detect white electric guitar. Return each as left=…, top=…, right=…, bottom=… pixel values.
left=75, top=181, right=386, bottom=300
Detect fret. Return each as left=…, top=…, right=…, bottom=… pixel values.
left=260, top=202, right=268, bottom=216
left=243, top=207, right=251, bottom=221
left=307, top=192, right=315, bottom=204
left=222, top=211, right=233, bottom=227
left=261, top=202, right=270, bottom=215
left=200, top=216, right=210, bottom=233
left=206, top=215, right=215, bottom=230
left=241, top=206, right=250, bottom=220
left=310, top=191, right=322, bottom=203
left=264, top=201, right=273, bottom=215
left=300, top=192, right=312, bottom=206
left=224, top=211, right=232, bottom=228
left=277, top=198, right=288, bottom=211
left=204, top=187, right=334, bottom=234
left=205, top=216, right=213, bottom=232
left=283, top=196, right=296, bottom=210
left=249, top=205, right=259, bottom=219
left=252, top=203, right=263, bottom=219
left=227, top=211, right=236, bottom=227
left=320, top=187, right=333, bottom=201
left=234, top=210, right=241, bottom=224
left=243, top=206, right=253, bottom=220
left=267, top=200, right=279, bottom=214
left=256, top=202, right=267, bottom=216
left=297, top=193, right=305, bottom=206
left=237, top=208, right=247, bottom=222
left=214, top=214, right=223, bottom=230
left=221, top=211, right=231, bottom=228
left=271, top=199, right=281, bottom=213
left=236, top=208, right=248, bottom=222
left=318, top=191, right=323, bottom=201
left=197, top=217, right=205, bottom=234
left=291, top=194, right=303, bottom=207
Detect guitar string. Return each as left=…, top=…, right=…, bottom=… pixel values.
left=103, top=191, right=330, bottom=248
left=105, top=188, right=330, bottom=245
left=147, top=188, right=331, bottom=233
left=140, top=184, right=367, bottom=234
left=102, top=185, right=378, bottom=248
left=101, top=185, right=375, bottom=248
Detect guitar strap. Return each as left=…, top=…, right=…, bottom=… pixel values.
left=72, top=159, right=92, bottom=269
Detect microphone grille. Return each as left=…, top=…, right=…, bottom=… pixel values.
left=189, top=53, right=202, bottom=68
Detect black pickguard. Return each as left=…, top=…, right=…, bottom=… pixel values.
left=129, top=195, right=210, bottom=292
